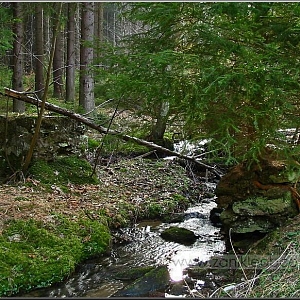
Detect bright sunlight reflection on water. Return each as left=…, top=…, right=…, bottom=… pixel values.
left=168, top=250, right=211, bottom=282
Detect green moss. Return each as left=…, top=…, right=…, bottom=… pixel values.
left=0, top=216, right=111, bottom=296
left=232, top=193, right=297, bottom=216
left=160, top=226, right=198, bottom=245
left=146, top=202, right=163, bottom=218
left=106, top=201, right=135, bottom=228
left=100, top=135, right=149, bottom=156
left=29, top=156, right=99, bottom=190
left=87, top=138, right=101, bottom=150
left=14, top=196, right=29, bottom=201
left=171, top=194, right=190, bottom=209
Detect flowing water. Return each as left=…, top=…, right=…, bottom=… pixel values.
left=20, top=190, right=226, bottom=298
left=21, top=141, right=227, bottom=297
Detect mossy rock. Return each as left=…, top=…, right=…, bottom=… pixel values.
left=160, top=226, right=198, bottom=245
left=229, top=218, right=276, bottom=234
left=219, top=208, right=239, bottom=225
left=113, top=266, right=155, bottom=281
left=113, top=265, right=170, bottom=297
left=232, top=192, right=298, bottom=217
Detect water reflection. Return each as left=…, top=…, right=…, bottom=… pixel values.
left=20, top=198, right=225, bottom=298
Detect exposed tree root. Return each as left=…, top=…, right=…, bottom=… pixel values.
left=253, top=180, right=300, bottom=211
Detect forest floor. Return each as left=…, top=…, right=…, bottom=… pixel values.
left=0, top=107, right=299, bottom=297
left=0, top=156, right=204, bottom=233
left=0, top=106, right=190, bottom=233
left=0, top=153, right=207, bottom=296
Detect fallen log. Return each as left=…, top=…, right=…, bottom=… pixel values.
left=3, top=88, right=219, bottom=175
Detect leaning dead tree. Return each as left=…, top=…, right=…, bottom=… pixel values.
left=3, top=88, right=219, bottom=175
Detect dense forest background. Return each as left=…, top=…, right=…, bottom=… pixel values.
left=1, top=2, right=300, bottom=169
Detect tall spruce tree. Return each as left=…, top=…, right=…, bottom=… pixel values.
left=79, top=2, right=95, bottom=114
left=12, top=2, right=25, bottom=112
left=97, top=2, right=300, bottom=164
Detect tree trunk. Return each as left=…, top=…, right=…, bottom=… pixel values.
left=94, top=2, right=104, bottom=54
left=52, top=10, right=64, bottom=99
left=43, top=12, right=50, bottom=56
left=66, top=3, right=76, bottom=103
left=34, top=3, right=44, bottom=99
left=79, top=2, right=95, bottom=115
left=22, top=2, right=63, bottom=174
left=75, top=4, right=81, bottom=69
left=12, top=2, right=25, bottom=113
left=150, top=100, right=170, bottom=144
left=23, top=12, right=34, bottom=74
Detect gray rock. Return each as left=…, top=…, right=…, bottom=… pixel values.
left=160, top=226, right=198, bottom=245
left=113, top=265, right=170, bottom=297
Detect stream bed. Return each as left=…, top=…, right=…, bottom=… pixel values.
left=20, top=189, right=227, bottom=298
left=20, top=141, right=229, bottom=298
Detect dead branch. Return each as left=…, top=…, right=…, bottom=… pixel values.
left=3, top=88, right=218, bottom=174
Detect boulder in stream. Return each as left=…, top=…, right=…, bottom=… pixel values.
left=160, top=226, right=198, bottom=245
left=112, top=265, right=169, bottom=297
left=113, top=266, right=155, bottom=281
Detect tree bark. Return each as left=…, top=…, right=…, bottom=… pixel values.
left=94, top=2, right=104, bottom=54
left=34, top=3, right=44, bottom=99
left=79, top=2, right=95, bottom=115
left=12, top=2, right=25, bottom=113
left=3, top=88, right=218, bottom=174
left=22, top=3, right=63, bottom=174
left=66, top=3, right=76, bottom=103
left=52, top=9, right=64, bottom=99
left=150, top=100, right=169, bottom=144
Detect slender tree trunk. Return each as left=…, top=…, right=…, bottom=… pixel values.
left=34, top=3, right=44, bottom=99
left=66, top=3, right=76, bottom=103
left=75, top=4, right=81, bottom=69
left=79, top=2, right=95, bottom=114
left=52, top=11, right=64, bottom=99
left=150, top=100, right=170, bottom=144
left=23, top=13, right=34, bottom=74
left=12, top=2, right=25, bottom=112
left=94, top=2, right=104, bottom=51
left=43, top=13, right=50, bottom=56
left=98, top=3, right=104, bottom=43
left=22, top=3, right=63, bottom=174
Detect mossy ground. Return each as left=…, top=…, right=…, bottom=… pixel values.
left=0, top=216, right=110, bottom=296
left=28, top=155, right=99, bottom=192
left=0, top=154, right=197, bottom=296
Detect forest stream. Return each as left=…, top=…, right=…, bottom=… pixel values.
left=18, top=142, right=228, bottom=298
left=19, top=188, right=227, bottom=297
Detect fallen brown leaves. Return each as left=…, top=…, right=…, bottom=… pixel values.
left=0, top=158, right=195, bottom=230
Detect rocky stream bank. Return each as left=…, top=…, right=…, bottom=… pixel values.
left=0, top=148, right=226, bottom=297
left=0, top=114, right=299, bottom=297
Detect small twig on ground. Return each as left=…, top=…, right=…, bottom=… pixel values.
left=133, top=150, right=157, bottom=159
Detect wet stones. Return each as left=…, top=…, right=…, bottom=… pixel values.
left=112, top=265, right=169, bottom=297
left=160, top=226, right=198, bottom=245
left=209, top=207, right=223, bottom=226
